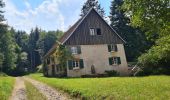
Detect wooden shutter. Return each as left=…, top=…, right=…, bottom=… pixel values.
left=117, top=57, right=121, bottom=65
left=108, top=45, right=111, bottom=52
left=115, top=45, right=118, bottom=52
left=77, top=46, right=81, bottom=54
left=109, top=57, right=113, bottom=65
left=79, top=59, right=84, bottom=69
left=68, top=60, right=73, bottom=70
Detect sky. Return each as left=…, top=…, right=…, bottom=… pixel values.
left=4, top=0, right=112, bottom=33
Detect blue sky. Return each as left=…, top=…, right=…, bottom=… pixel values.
left=4, top=0, right=112, bottom=33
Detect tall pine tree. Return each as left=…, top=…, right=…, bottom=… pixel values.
left=80, top=0, right=105, bottom=18
left=0, top=0, right=17, bottom=74
left=28, top=27, right=41, bottom=71
left=110, top=0, right=148, bottom=61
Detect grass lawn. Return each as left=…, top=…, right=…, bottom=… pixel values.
left=0, top=76, right=15, bottom=100
left=30, top=73, right=170, bottom=100
left=25, top=80, right=46, bottom=100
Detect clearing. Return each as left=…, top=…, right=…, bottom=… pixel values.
left=1, top=74, right=170, bottom=100
left=0, top=76, right=15, bottom=100
left=30, top=73, right=170, bottom=100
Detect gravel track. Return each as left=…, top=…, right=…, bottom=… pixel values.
left=24, top=77, right=70, bottom=100
left=10, top=77, right=27, bottom=100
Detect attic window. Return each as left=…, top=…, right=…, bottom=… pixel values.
left=90, top=28, right=102, bottom=36
left=90, top=28, right=95, bottom=36
left=97, top=28, right=101, bottom=35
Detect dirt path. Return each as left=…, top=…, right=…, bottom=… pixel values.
left=24, top=77, right=70, bottom=100
left=10, top=77, right=27, bottom=100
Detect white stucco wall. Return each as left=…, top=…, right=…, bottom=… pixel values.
left=67, top=44, right=128, bottom=77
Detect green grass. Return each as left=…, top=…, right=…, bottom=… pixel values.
left=0, top=76, right=15, bottom=100
left=29, top=73, right=170, bottom=100
left=25, top=80, right=46, bottom=100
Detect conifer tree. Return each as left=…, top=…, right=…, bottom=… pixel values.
left=110, top=0, right=148, bottom=61
left=80, top=0, right=105, bottom=18
left=0, top=0, right=17, bottom=74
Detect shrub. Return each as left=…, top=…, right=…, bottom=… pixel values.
left=138, top=35, right=170, bottom=75
left=105, top=70, right=119, bottom=77
left=0, top=72, right=8, bottom=76
left=81, top=74, right=108, bottom=78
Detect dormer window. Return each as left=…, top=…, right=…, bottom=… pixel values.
left=90, top=28, right=95, bottom=36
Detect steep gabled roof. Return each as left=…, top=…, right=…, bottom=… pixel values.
left=44, top=8, right=126, bottom=59
left=60, top=8, right=126, bottom=44
left=59, top=18, right=82, bottom=43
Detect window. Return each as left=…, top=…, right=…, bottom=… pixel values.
left=90, top=28, right=102, bottom=36
left=71, top=46, right=78, bottom=54
left=90, top=28, right=95, bottom=36
left=111, top=44, right=118, bottom=51
left=47, top=58, right=50, bottom=64
left=68, top=59, right=84, bottom=70
left=108, top=44, right=118, bottom=52
left=113, top=57, right=118, bottom=65
left=70, top=46, right=81, bottom=54
left=97, top=28, right=101, bottom=35
left=72, top=60, right=79, bottom=68
left=109, top=57, right=121, bottom=65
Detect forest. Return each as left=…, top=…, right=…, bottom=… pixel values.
left=0, top=0, right=169, bottom=76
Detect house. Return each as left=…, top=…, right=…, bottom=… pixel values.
left=43, top=8, right=129, bottom=77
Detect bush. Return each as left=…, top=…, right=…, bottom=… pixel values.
left=81, top=74, right=108, bottom=78
left=0, top=72, right=8, bottom=76
left=105, top=70, right=119, bottom=77
left=138, top=35, right=170, bottom=75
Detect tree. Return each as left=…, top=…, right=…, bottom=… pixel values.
left=0, top=1, right=23, bottom=75
left=0, top=53, right=4, bottom=73
left=0, top=0, right=5, bottom=22
left=110, top=0, right=129, bottom=28
left=28, top=27, right=41, bottom=71
left=14, top=51, right=29, bottom=76
left=1, top=31, right=17, bottom=74
left=14, top=30, right=29, bottom=51
left=123, top=0, right=170, bottom=74
left=138, top=35, right=170, bottom=75
left=110, top=0, right=148, bottom=61
left=123, top=0, right=170, bottom=42
left=80, top=0, right=105, bottom=17
left=37, top=30, right=64, bottom=58
left=55, top=44, right=72, bottom=76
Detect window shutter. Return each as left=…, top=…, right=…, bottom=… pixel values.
left=77, top=46, right=81, bottom=54
left=79, top=59, right=84, bottom=69
left=117, top=57, right=121, bottom=64
left=109, top=57, right=113, bottom=65
left=68, top=60, right=73, bottom=70
left=108, top=45, right=111, bottom=52
left=115, top=45, right=118, bottom=52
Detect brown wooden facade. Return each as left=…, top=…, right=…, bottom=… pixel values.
left=63, top=9, right=124, bottom=45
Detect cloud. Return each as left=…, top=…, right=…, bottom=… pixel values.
left=4, top=0, right=85, bottom=33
